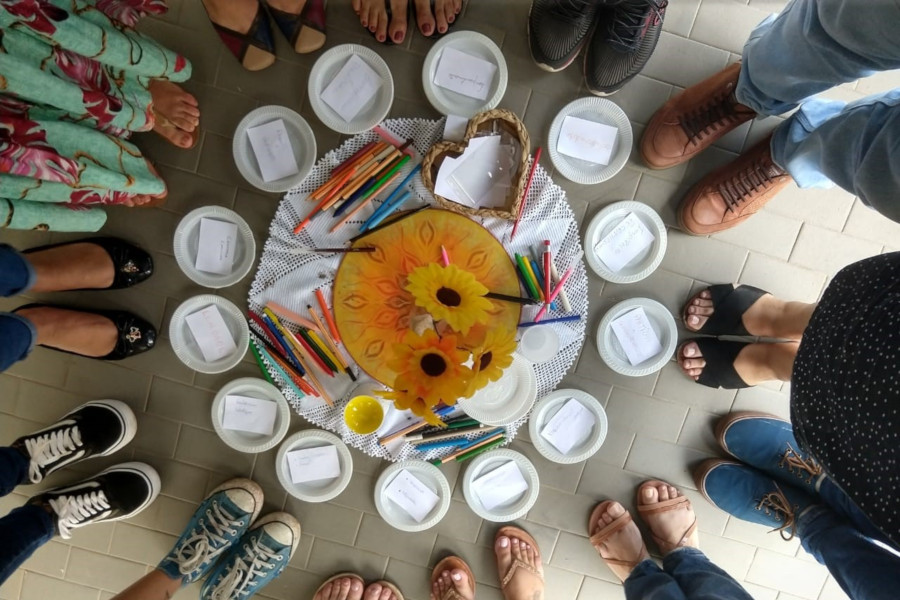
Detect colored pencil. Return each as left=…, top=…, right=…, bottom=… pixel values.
left=534, top=263, right=576, bottom=322
left=340, top=143, right=398, bottom=197
left=455, top=437, right=506, bottom=463
left=329, top=171, right=401, bottom=233
left=262, top=308, right=324, bottom=374
left=253, top=341, right=307, bottom=399
left=519, top=314, right=582, bottom=327
left=362, top=191, right=411, bottom=231
left=485, top=291, right=541, bottom=306
left=521, top=257, right=545, bottom=301
left=407, top=425, right=492, bottom=442
left=256, top=312, right=306, bottom=374
left=433, top=431, right=505, bottom=464
left=348, top=205, right=430, bottom=243
left=301, top=247, right=376, bottom=253
left=379, top=420, right=427, bottom=446
left=248, top=340, right=277, bottom=386
left=335, top=154, right=411, bottom=216
left=310, top=142, right=380, bottom=200
left=249, top=317, right=306, bottom=377
left=510, top=147, right=542, bottom=241
left=457, top=429, right=504, bottom=451
left=257, top=340, right=318, bottom=397
left=304, top=329, right=341, bottom=373
left=414, top=438, right=471, bottom=452
left=294, top=168, right=356, bottom=233
left=332, top=140, right=377, bottom=176
left=543, top=240, right=552, bottom=300
left=547, top=253, right=572, bottom=313
left=529, top=257, right=557, bottom=310
left=266, top=302, right=321, bottom=333
left=514, top=254, right=540, bottom=300
left=315, top=289, right=341, bottom=344
left=272, top=327, right=332, bottom=404
left=292, top=327, right=336, bottom=376
left=248, top=311, right=290, bottom=359
left=440, top=245, right=451, bottom=267
left=306, top=306, right=356, bottom=381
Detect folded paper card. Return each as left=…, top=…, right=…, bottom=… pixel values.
left=384, top=469, right=440, bottom=523
left=434, top=47, right=497, bottom=101
left=321, top=54, right=383, bottom=122
left=184, top=305, right=237, bottom=363
left=595, top=212, right=655, bottom=273
left=287, top=445, right=341, bottom=484
left=247, top=119, right=299, bottom=183
left=434, top=135, right=509, bottom=208
left=610, top=307, right=663, bottom=366
left=472, top=460, right=528, bottom=511
left=540, top=398, right=594, bottom=454
left=222, top=394, right=277, bottom=436
left=195, top=218, right=238, bottom=275
left=557, top=115, right=618, bottom=165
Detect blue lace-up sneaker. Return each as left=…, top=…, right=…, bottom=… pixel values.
left=716, top=411, right=824, bottom=495
left=200, top=512, right=301, bottom=600
left=158, top=478, right=263, bottom=585
left=695, top=459, right=816, bottom=540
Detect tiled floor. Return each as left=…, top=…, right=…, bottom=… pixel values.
left=2, top=1, right=899, bottom=599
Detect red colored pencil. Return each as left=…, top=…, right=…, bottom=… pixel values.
left=510, top=147, right=542, bottom=241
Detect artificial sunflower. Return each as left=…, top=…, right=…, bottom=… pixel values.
left=386, top=330, right=472, bottom=413
left=380, top=388, right=444, bottom=426
left=466, top=328, right=517, bottom=394
left=404, top=263, right=492, bottom=335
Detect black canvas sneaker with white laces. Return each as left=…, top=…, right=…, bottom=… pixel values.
left=585, top=0, right=667, bottom=95
left=27, top=462, right=160, bottom=539
left=528, top=0, right=603, bottom=72
left=12, top=400, right=137, bottom=484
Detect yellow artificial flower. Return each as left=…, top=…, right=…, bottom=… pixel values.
left=404, top=263, right=492, bottom=335
left=467, top=328, right=517, bottom=394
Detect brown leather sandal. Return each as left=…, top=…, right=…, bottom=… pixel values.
left=430, top=556, right=475, bottom=600
left=313, top=573, right=365, bottom=598
left=494, top=526, right=544, bottom=590
left=588, top=501, right=648, bottom=583
left=636, top=480, right=699, bottom=554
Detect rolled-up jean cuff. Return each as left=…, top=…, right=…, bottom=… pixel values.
left=1, top=312, right=38, bottom=366
left=0, top=244, right=36, bottom=296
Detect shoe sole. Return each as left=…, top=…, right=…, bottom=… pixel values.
left=715, top=411, right=785, bottom=457
left=693, top=458, right=739, bottom=507
left=96, top=461, right=162, bottom=521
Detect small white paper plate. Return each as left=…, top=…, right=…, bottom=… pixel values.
left=211, top=377, right=291, bottom=454
left=276, top=430, right=353, bottom=503
left=374, top=460, right=451, bottom=532
left=173, top=206, right=257, bottom=289
left=169, top=295, right=249, bottom=374
left=528, top=389, right=608, bottom=464
left=233, top=105, right=316, bottom=193
left=596, top=298, right=677, bottom=377
left=457, top=353, right=537, bottom=426
left=585, top=201, right=667, bottom=284
left=462, top=449, right=540, bottom=522
left=308, top=44, right=395, bottom=134
left=422, top=30, right=509, bottom=118
left=548, top=97, right=633, bottom=184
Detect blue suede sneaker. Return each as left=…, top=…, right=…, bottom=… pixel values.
left=158, top=478, right=263, bottom=585
left=200, top=512, right=301, bottom=600
left=716, top=411, right=824, bottom=495
left=695, top=459, right=816, bottom=540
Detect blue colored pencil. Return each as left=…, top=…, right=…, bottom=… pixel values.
left=362, top=191, right=411, bottom=231
left=413, top=438, right=472, bottom=451
left=379, top=163, right=421, bottom=208
left=360, top=188, right=405, bottom=230
left=456, top=428, right=505, bottom=451
left=518, top=314, right=582, bottom=327
left=332, top=175, right=376, bottom=216
left=261, top=314, right=306, bottom=374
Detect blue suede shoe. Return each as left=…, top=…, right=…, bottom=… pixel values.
left=200, top=512, right=301, bottom=600
left=716, top=411, right=824, bottom=495
left=695, top=459, right=816, bottom=540
left=158, top=479, right=263, bottom=585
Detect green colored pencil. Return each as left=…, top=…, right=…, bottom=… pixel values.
left=515, top=253, right=540, bottom=299
left=455, top=437, right=506, bottom=462
left=248, top=340, right=276, bottom=386
left=297, top=328, right=339, bottom=373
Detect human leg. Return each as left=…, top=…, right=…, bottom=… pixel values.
left=0, top=313, right=37, bottom=372
left=0, top=244, right=35, bottom=296
left=656, top=549, right=753, bottom=600
left=351, top=0, right=461, bottom=44
left=0, top=503, right=55, bottom=586
left=677, top=340, right=799, bottom=388
left=682, top=286, right=816, bottom=339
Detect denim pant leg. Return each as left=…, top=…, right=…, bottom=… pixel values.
left=0, top=244, right=34, bottom=297
left=661, top=548, right=754, bottom=600
left=624, top=559, right=689, bottom=600
left=818, top=477, right=899, bottom=551
left=0, top=313, right=37, bottom=372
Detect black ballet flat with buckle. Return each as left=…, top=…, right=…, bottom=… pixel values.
left=23, top=237, right=153, bottom=290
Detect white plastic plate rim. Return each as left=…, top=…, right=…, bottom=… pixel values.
left=456, top=354, right=537, bottom=426
left=527, top=388, right=608, bottom=464
left=595, top=298, right=678, bottom=377
left=276, top=430, right=354, bottom=503
left=374, top=459, right=451, bottom=532
left=211, top=377, right=291, bottom=454
left=547, top=97, right=633, bottom=184
left=462, top=449, right=540, bottom=522
left=584, top=200, right=668, bottom=284
left=168, top=295, right=250, bottom=374
left=173, top=205, right=257, bottom=289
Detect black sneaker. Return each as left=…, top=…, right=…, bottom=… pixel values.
left=12, top=400, right=137, bottom=484
left=528, top=0, right=604, bottom=72
left=584, top=0, right=667, bottom=95
left=28, top=462, right=160, bottom=539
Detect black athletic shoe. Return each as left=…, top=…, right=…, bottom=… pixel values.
left=585, top=0, right=667, bottom=95
left=528, top=0, right=604, bottom=72
left=12, top=400, right=137, bottom=484
left=28, top=462, right=160, bottom=539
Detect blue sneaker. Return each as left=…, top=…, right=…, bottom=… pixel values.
left=716, top=411, right=824, bottom=495
left=158, top=478, right=263, bottom=584
left=695, top=459, right=816, bottom=540
left=200, top=512, right=301, bottom=600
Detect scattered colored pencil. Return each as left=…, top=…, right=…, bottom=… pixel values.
left=433, top=431, right=505, bottom=464
left=485, top=291, right=541, bottom=306
left=519, top=314, right=582, bottom=327
left=455, top=436, right=506, bottom=463
left=547, top=253, right=572, bottom=313
left=315, top=289, right=341, bottom=344
left=294, top=167, right=356, bottom=234
left=348, top=205, right=430, bottom=243
left=440, top=245, right=451, bottom=267
left=331, top=140, right=377, bottom=176
left=543, top=240, right=552, bottom=300
left=514, top=254, right=539, bottom=300
left=362, top=191, right=411, bottom=231
left=529, top=257, right=556, bottom=310
left=510, top=147, right=542, bottom=241
left=248, top=340, right=277, bottom=386
left=266, top=302, right=321, bottom=333
left=379, top=420, right=427, bottom=446
left=299, top=247, right=376, bottom=253
left=336, top=154, right=411, bottom=216
left=307, top=305, right=356, bottom=382
left=292, top=327, right=336, bottom=376
left=521, top=257, right=545, bottom=301
left=413, top=438, right=471, bottom=452
left=253, top=341, right=307, bottom=399
left=534, top=263, right=576, bottom=322
left=329, top=170, right=404, bottom=233
left=407, top=425, right=491, bottom=442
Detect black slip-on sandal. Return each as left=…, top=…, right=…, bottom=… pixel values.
left=682, top=284, right=768, bottom=336
left=679, top=338, right=751, bottom=389
left=23, top=237, right=153, bottom=291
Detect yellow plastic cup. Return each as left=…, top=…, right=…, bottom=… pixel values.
left=344, top=395, right=385, bottom=435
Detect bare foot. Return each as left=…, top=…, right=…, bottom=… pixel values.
left=124, top=160, right=168, bottom=208
left=684, top=288, right=798, bottom=338
left=589, top=501, right=650, bottom=582
left=148, top=80, right=199, bottom=149
left=678, top=340, right=798, bottom=384
left=28, top=243, right=115, bottom=292
left=364, top=582, right=401, bottom=600
left=636, top=481, right=698, bottom=555
left=495, top=533, right=544, bottom=600
left=313, top=576, right=364, bottom=600
left=351, top=0, right=461, bottom=43
left=202, top=0, right=259, bottom=33
left=413, top=0, right=461, bottom=36
left=16, top=306, right=118, bottom=357
left=430, top=569, right=474, bottom=600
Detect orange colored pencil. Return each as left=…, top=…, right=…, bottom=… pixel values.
left=315, top=289, right=341, bottom=344
left=329, top=170, right=402, bottom=233
left=338, top=159, right=386, bottom=201
left=265, top=348, right=318, bottom=397
left=294, top=167, right=356, bottom=234
left=285, top=332, right=333, bottom=405
left=266, top=302, right=321, bottom=333
left=306, top=306, right=349, bottom=371
left=311, top=143, right=386, bottom=200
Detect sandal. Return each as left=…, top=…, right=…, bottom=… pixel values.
left=636, top=480, right=698, bottom=554
left=430, top=556, right=475, bottom=600
left=202, top=0, right=277, bottom=71
left=22, top=237, right=153, bottom=290
left=494, top=526, right=544, bottom=590
left=588, top=501, right=648, bottom=583
left=151, top=107, right=200, bottom=150
left=371, top=579, right=405, bottom=600
left=266, top=0, right=327, bottom=54
left=683, top=284, right=768, bottom=336
left=679, top=339, right=751, bottom=389
left=314, top=573, right=365, bottom=598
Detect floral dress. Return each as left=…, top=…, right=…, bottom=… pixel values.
left=0, top=0, right=191, bottom=231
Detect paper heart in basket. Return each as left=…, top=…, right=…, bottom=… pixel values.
left=422, top=108, right=530, bottom=220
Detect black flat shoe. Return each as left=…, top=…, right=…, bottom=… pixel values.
left=23, top=237, right=153, bottom=290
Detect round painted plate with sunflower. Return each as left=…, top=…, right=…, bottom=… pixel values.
left=333, top=208, right=522, bottom=387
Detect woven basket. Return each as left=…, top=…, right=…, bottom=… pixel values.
left=422, top=109, right=531, bottom=220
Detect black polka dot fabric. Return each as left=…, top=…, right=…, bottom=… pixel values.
left=791, top=252, right=900, bottom=546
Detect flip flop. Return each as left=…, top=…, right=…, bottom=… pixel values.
left=370, top=580, right=405, bottom=600
left=202, top=0, right=277, bottom=71
left=587, top=501, right=647, bottom=583
left=679, top=338, right=751, bottom=389
left=430, top=556, right=475, bottom=600
left=494, top=526, right=544, bottom=590
left=636, top=480, right=698, bottom=554
left=682, top=284, right=769, bottom=336
left=313, top=573, right=365, bottom=598
left=151, top=107, right=200, bottom=150
left=266, top=0, right=327, bottom=54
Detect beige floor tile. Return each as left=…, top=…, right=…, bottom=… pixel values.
left=818, top=576, right=851, bottom=600
left=661, top=230, right=750, bottom=283
left=604, top=387, right=689, bottom=443
left=283, top=496, right=363, bottom=546
left=714, top=210, right=803, bottom=261
left=356, top=514, right=437, bottom=567
left=653, top=362, right=738, bottom=414
left=742, top=581, right=781, bottom=600
left=745, top=548, right=829, bottom=599
left=20, top=541, right=68, bottom=579
left=0, top=570, right=23, bottom=600
left=690, top=0, right=771, bottom=54
left=306, top=539, right=388, bottom=580
left=624, top=435, right=715, bottom=490
left=737, top=253, right=826, bottom=303
left=789, top=225, right=882, bottom=275
left=65, top=549, right=146, bottom=593
left=19, top=573, right=99, bottom=600
left=643, top=32, right=731, bottom=88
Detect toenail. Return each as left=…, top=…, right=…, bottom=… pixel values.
left=685, top=347, right=695, bottom=356
left=352, top=582, right=361, bottom=591
left=643, top=487, right=653, bottom=499
left=452, top=572, right=461, bottom=581
left=499, top=536, right=509, bottom=548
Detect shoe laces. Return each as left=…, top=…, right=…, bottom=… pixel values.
left=608, top=0, right=667, bottom=52
left=717, top=153, right=786, bottom=211
left=754, top=483, right=797, bottom=541
left=554, top=0, right=597, bottom=22
left=680, top=90, right=746, bottom=143
left=24, top=426, right=83, bottom=484
left=779, top=442, right=823, bottom=484
left=205, top=536, right=283, bottom=600
left=49, top=489, right=111, bottom=540
left=173, top=500, right=244, bottom=575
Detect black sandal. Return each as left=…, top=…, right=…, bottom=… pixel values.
left=682, top=284, right=768, bottom=336
left=22, top=237, right=153, bottom=291
left=680, top=339, right=750, bottom=389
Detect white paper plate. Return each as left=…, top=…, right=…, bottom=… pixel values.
left=462, top=449, right=539, bottom=522
left=169, top=295, right=249, bottom=374
left=173, top=206, right=257, bottom=289
left=276, top=430, right=353, bottom=502
left=308, top=44, right=395, bottom=134
left=548, top=97, right=633, bottom=184
left=232, top=105, right=316, bottom=192
left=456, top=354, right=537, bottom=426
left=211, top=377, right=291, bottom=453
left=374, top=460, right=451, bottom=532
left=584, top=201, right=667, bottom=284
left=596, top=298, right=677, bottom=377
left=528, top=389, right=608, bottom=464
left=422, top=30, right=509, bottom=118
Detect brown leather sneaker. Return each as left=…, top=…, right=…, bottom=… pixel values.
left=641, top=63, right=757, bottom=169
left=678, top=135, right=792, bottom=235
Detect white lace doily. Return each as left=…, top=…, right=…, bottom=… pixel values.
left=247, top=118, right=588, bottom=461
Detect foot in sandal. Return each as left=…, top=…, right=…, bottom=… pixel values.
left=314, top=574, right=364, bottom=600
left=494, top=527, right=544, bottom=600
left=148, top=80, right=200, bottom=149
left=430, top=556, right=474, bottom=600
left=364, top=581, right=404, bottom=600
left=636, top=480, right=699, bottom=554
left=588, top=501, right=649, bottom=582
left=678, top=339, right=798, bottom=388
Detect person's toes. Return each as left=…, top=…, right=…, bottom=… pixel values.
left=657, top=483, right=669, bottom=502
left=352, top=0, right=362, bottom=14
left=388, top=0, right=407, bottom=42
left=364, top=583, right=382, bottom=600
left=413, top=0, right=435, bottom=35
left=433, top=0, right=449, bottom=33
left=374, top=10, right=388, bottom=42
left=495, top=535, right=512, bottom=571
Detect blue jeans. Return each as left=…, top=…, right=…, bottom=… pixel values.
left=0, top=447, right=55, bottom=585
left=0, top=244, right=37, bottom=371
left=735, top=0, right=900, bottom=224
left=624, top=549, right=753, bottom=600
